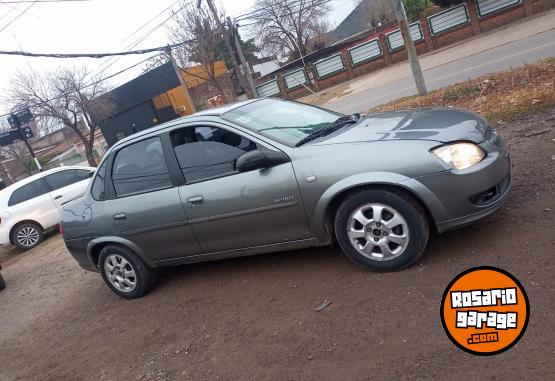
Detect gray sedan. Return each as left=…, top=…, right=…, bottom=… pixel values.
left=61, top=99, right=511, bottom=298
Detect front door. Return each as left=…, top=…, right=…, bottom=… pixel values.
left=104, top=136, right=202, bottom=262
left=170, top=125, right=310, bottom=253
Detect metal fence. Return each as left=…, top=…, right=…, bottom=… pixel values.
left=476, top=0, right=521, bottom=16
left=348, top=38, right=382, bottom=65
left=386, top=22, right=424, bottom=51
left=314, top=53, right=345, bottom=78
left=284, top=69, right=308, bottom=90
left=255, top=79, right=280, bottom=97
left=428, top=4, right=469, bottom=35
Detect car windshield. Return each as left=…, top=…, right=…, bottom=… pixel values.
left=222, top=99, right=343, bottom=146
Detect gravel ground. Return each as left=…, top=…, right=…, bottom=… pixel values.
left=0, top=110, right=554, bottom=381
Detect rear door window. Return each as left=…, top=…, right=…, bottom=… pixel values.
left=8, top=179, right=50, bottom=206
left=111, top=137, right=172, bottom=197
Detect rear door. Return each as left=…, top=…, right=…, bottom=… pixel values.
left=169, top=124, right=310, bottom=254
left=7, top=178, right=58, bottom=228
left=103, top=136, right=202, bottom=262
left=44, top=169, right=92, bottom=208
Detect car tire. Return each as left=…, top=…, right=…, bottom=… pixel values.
left=12, top=222, right=43, bottom=250
left=334, top=189, right=429, bottom=271
left=99, top=245, right=157, bottom=299
left=0, top=272, right=5, bottom=290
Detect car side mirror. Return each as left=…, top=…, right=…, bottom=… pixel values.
left=236, top=150, right=289, bottom=172
left=88, top=170, right=95, bottom=178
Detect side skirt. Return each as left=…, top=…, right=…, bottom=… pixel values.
left=153, top=238, right=323, bottom=267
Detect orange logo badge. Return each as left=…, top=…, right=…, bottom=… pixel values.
left=440, top=266, right=529, bottom=355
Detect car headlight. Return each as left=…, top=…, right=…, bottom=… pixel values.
left=432, top=142, right=485, bottom=170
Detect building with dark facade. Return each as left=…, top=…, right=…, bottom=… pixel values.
left=97, top=63, right=181, bottom=146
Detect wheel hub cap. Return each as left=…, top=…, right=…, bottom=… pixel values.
left=347, top=203, right=410, bottom=261
left=104, top=254, right=137, bottom=293
left=16, top=227, right=39, bottom=248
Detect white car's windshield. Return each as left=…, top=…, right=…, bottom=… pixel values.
left=222, top=99, right=342, bottom=146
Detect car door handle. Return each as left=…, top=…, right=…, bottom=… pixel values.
left=113, top=213, right=127, bottom=221
left=54, top=195, right=63, bottom=200
left=187, top=196, right=204, bottom=206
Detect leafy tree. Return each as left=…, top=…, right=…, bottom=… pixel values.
left=404, top=0, right=432, bottom=21
left=215, top=35, right=259, bottom=70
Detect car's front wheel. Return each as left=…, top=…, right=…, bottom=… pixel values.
left=99, top=245, right=157, bottom=299
left=12, top=222, right=43, bottom=250
left=334, top=189, right=429, bottom=271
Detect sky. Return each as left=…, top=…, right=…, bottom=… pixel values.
left=0, top=0, right=357, bottom=116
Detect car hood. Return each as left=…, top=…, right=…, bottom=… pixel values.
left=313, top=108, right=489, bottom=145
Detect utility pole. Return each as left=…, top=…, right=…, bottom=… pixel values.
left=228, top=17, right=258, bottom=97
left=8, top=110, right=42, bottom=172
left=165, top=46, right=196, bottom=114
left=18, top=125, right=41, bottom=171
left=392, top=0, right=427, bottom=96
left=202, top=0, right=254, bottom=98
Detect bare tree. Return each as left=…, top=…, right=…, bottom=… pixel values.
left=250, top=0, right=332, bottom=60
left=168, top=1, right=233, bottom=102
left=6, top=67, right=114, bottom=166
left=141, top=53, right=170, bottom=74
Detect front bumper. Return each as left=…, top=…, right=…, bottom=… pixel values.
left=415, top=139, right=512, bottom=233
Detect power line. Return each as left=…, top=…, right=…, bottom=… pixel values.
left=0, top=40, right=192, bottom=58
left=0, top=0, right=35, bottom=33
left=0, top=55, right=157, bottom=119
left=0, top=1, right=93, bottom=4
left=92, top=0, right=189, bottom=77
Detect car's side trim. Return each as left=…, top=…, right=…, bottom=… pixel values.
left=152, top=237, right=320, bottom=266
left=188, top=200, right=300, bottom=224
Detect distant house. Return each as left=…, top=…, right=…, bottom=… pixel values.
left=332, top=0, right=395, bottom=45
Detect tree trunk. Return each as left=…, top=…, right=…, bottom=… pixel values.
left=84, top=144, right=97, bottom=166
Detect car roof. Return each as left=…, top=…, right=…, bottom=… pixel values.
left=110, top=98, right=265, bottom=149
left=0, top=165, right=94, bottom=197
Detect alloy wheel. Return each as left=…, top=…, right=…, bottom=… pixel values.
left=347, top=203, right=410, bottom=261
left=104, top=254, right=137, bottom=293
left=16, top=226, right=40, bottom=248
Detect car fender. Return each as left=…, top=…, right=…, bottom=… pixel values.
left=86, top=236, right=157, bottom=269
left=311, top=171, right=447, bottom=242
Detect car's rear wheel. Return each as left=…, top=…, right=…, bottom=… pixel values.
left=99, top=245, right=157, bottom=299
left=12, top=222, right=43, bottom=250
left=334, top=189, right=429, bottom=271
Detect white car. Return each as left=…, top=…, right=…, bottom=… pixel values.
left=0, top=166, right=94, bottom=250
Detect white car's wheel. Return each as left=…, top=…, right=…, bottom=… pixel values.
left=12, top=223, right=43, bottom=250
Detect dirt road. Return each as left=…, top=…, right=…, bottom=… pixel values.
left=0, top=111, right=554, bottom=381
